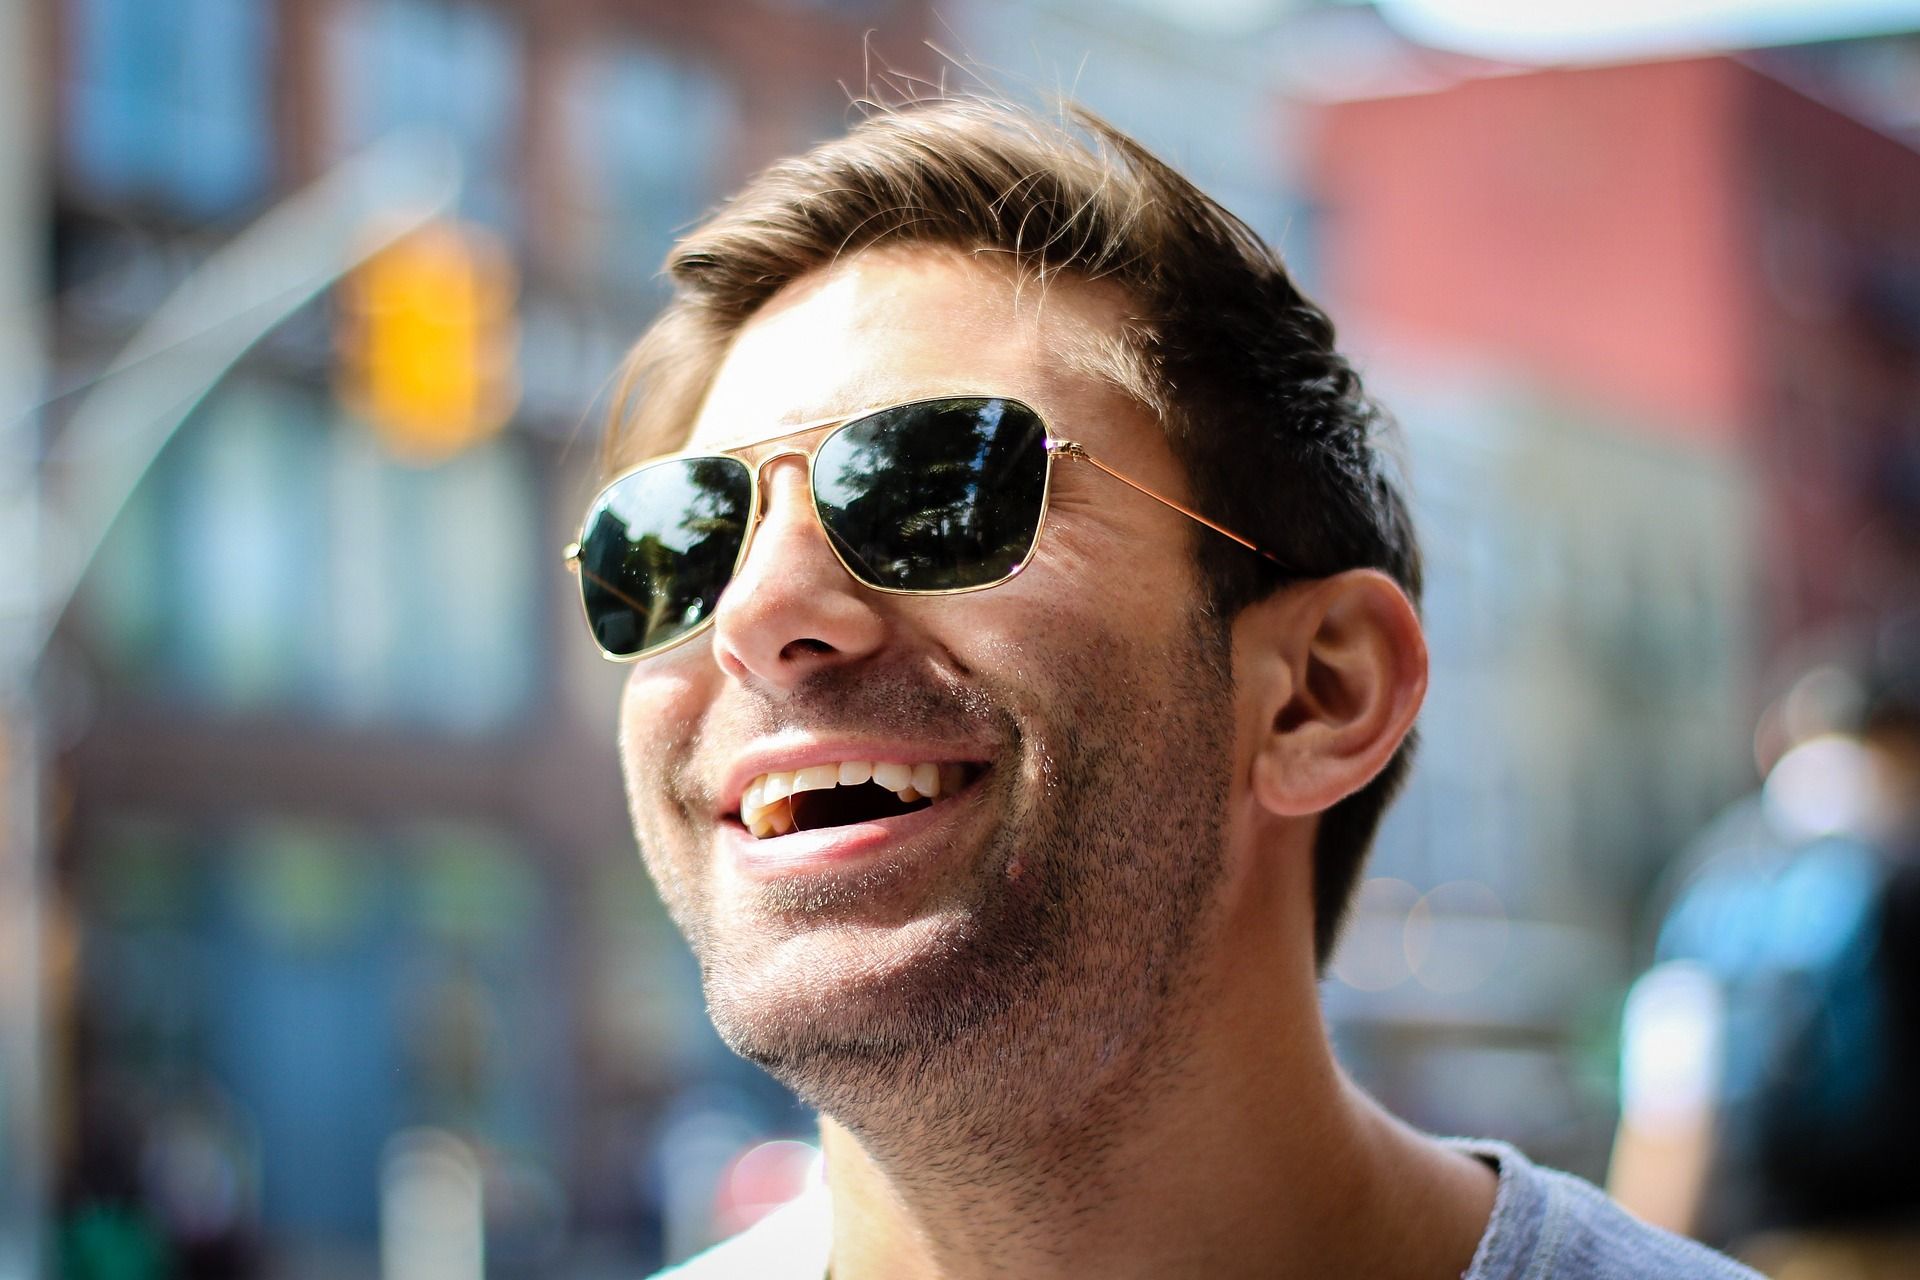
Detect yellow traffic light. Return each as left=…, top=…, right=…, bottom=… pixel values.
left=336, top=219, right=519, bottom=463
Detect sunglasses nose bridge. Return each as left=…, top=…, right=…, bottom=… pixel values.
left=731, top=445, right=831, bottom=574
left=748, top=444, right=812, bottom=493
left=744, top=445, right=816, bottom=526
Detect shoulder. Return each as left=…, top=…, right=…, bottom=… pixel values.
left=644, top=1185, right=832, bottom=1280
left=1449, top=1139, right=1762, bottom=1280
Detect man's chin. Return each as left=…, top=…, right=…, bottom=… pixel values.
left=698, top=907, right=1031, bottom=1080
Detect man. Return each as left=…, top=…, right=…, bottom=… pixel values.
left=568, top=97, right=1759, bottom=1279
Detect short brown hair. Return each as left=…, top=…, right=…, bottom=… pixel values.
left=604, top=97, right=1423, bottom=970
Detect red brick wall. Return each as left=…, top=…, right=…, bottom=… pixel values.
left=1310, top=57, right=1754, bottom=446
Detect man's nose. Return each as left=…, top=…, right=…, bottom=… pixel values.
left=709, top=456, right=888, bottom=687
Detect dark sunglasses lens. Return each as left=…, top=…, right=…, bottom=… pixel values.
left=813, top=397, right=1050, bottom=591
left=577, top=457, right=753, bottom=657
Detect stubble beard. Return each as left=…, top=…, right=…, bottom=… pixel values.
left=633, top=614, right=1239, bottom=1170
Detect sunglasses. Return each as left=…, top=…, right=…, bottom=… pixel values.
left=565, top=395, right=1284, bottom=661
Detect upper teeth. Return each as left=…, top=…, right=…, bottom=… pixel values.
left=740, top=760, right=960, bottom=838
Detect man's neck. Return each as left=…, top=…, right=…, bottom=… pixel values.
left=813, top=949, right=1497, bottom=1280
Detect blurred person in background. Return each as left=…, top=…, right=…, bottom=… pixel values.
left=573, top=95, right=1760, bottom=1280
left=1611, top=639, right=1920, bottom=1278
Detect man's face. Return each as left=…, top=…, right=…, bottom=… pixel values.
left=617, top=248, right=1245, bottom=1103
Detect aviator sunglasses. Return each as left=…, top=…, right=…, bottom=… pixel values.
left=565, top=395, right=1285, bottom=661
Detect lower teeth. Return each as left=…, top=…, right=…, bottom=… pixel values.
left=750, top=786, right=930, bottom=838
left=744, top=765, right=975, bottom=838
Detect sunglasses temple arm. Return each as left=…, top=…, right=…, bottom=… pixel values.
left=1059, top=444, right=1288, bottom=569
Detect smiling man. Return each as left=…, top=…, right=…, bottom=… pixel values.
left=570, top=99, right=1758, bottom=1280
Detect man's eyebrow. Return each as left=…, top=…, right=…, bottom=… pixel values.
left=670, top=399, right=867, bottom=456
left=773, top=404, right=856, bottom=428
left=1053, top=327, right=1169, bottom=425
left=769, top=382, right=909, bottom=426
left=734, top=386, right=947, bottom=435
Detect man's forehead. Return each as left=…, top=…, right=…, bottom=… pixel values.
left=683, top=248, right=1141, bottom=451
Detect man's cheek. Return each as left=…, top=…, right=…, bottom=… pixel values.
left=624, top=783, right=713, bottom=942
left=618, top=668, right=703, bottom=783
left=622, top=670, right=721, bottom=839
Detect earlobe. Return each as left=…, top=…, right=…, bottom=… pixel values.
left=1242, top=570, right=1426, bottom=818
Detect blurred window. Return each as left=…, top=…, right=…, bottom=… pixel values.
left=82, top=380, right=329, bottom=709
left=73, top=813, right=558, bottom=1250
left=322, top=414, right=540, bottom=731
left=558, top=40, right=734, bottom=298
left=327, top=0, right=524, bottom=235
left=64, top=0, right=273, bottom=217
left=81, top=378, right=541, bottom=732
left=177, top=385, right=326, bottom=707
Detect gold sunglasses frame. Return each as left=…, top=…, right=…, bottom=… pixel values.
left=563, top=394, right=1284, bottom=663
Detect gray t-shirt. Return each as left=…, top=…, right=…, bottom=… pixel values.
left=654, top=1138, right=1761, bottom=1278
left=1445, top=1140, right=1760, bottom=1279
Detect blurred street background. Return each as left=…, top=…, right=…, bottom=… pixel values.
left=6, top=0, right=1920, bottom=1275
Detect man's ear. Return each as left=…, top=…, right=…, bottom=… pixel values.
left=1236, top=569, right=1427, bottom=818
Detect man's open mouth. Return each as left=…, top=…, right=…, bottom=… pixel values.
left=737, top=761, right=984, bottom=839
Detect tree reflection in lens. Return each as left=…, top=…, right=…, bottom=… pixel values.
left=581, top=456, right=752, bottom=655
left=816, top=398, right=1049, bottom=591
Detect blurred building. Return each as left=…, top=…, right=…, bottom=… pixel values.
left=951, top=0, right=1313, bottom=255
left=1313, top=51, right=1920, bottom=641
left=36, top=0, right=937, bottom=1274
left=1306, top=48, right=1920, bottom=1175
